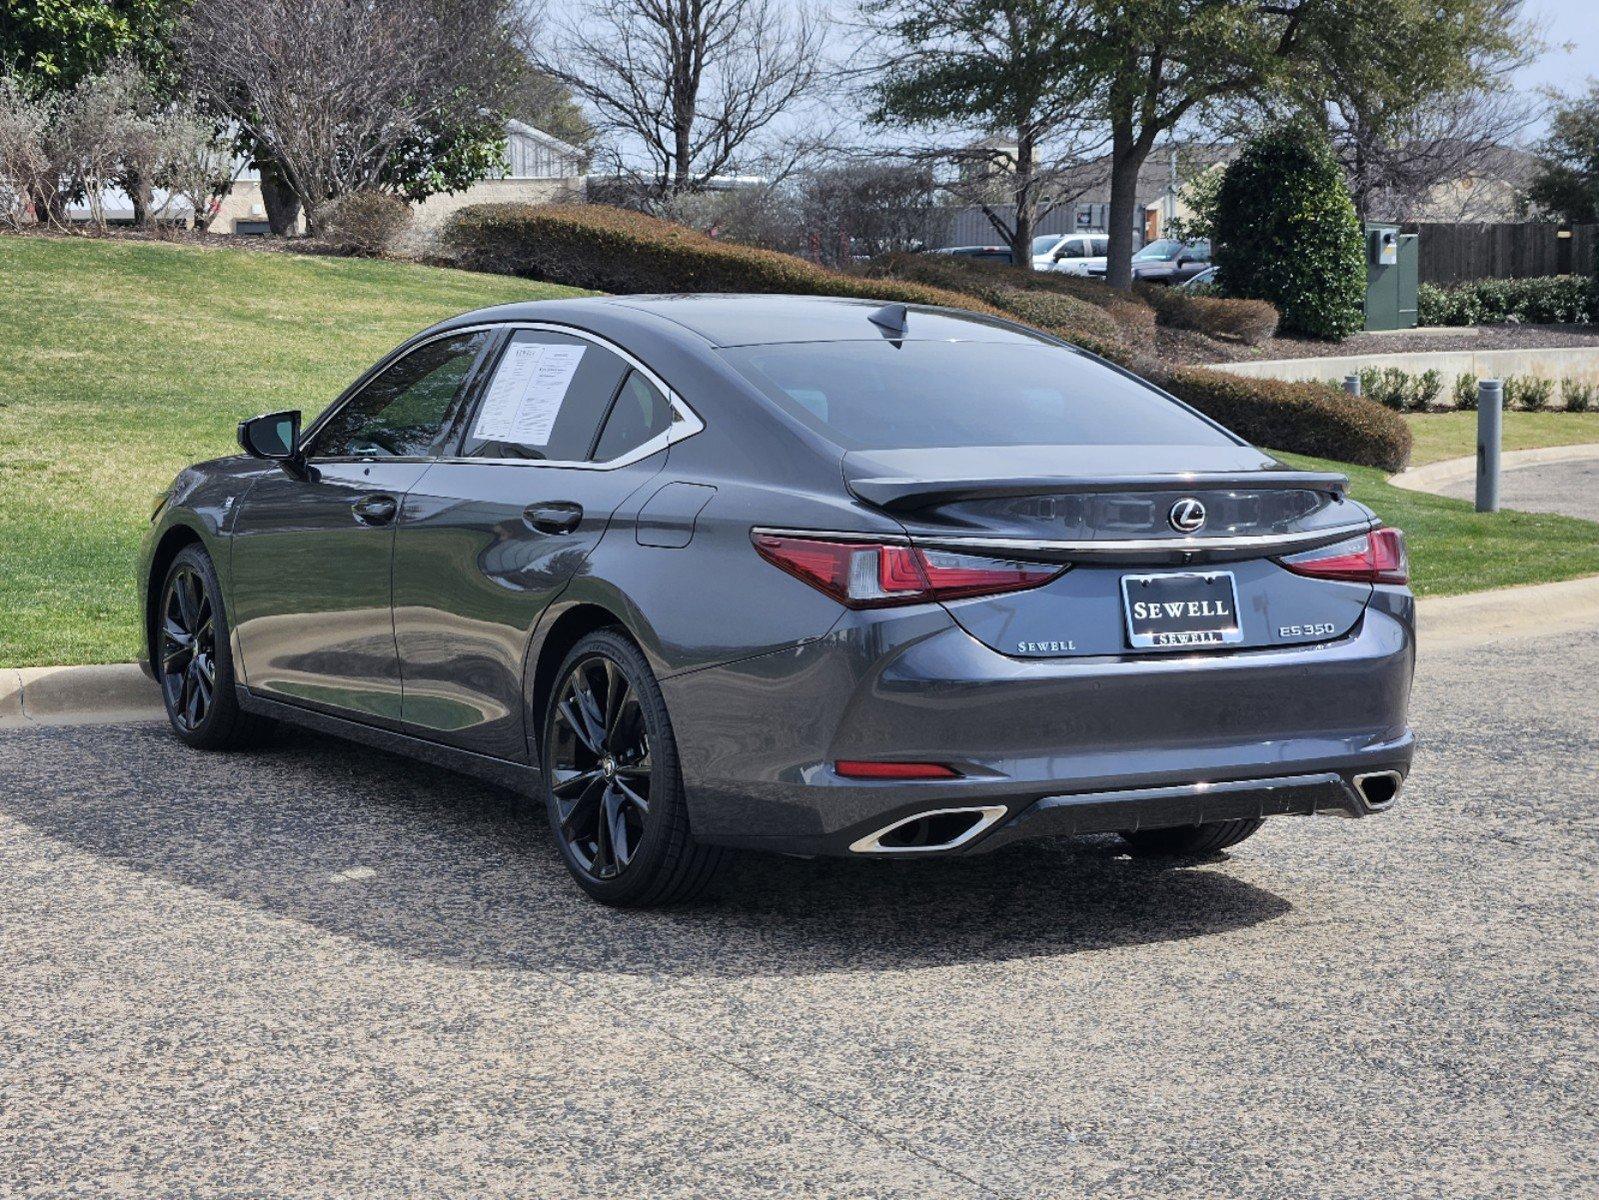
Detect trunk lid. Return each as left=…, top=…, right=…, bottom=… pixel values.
left=843, top=444, right=1376, bottom=659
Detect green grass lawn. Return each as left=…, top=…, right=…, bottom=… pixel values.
left=0, top=235, right=586, bottom=666
left=1403, top=410, right=1599, bottom=467
left=1275, top=452, right=1599, bottom=596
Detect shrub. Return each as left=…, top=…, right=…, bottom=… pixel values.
left=1355, top=366, right=1440, bottom=412
left=1133, top=282, right=1279, bottom=345
left=1561, top=379, right=1597, bottom=412
left=444, top=204, right=1142, bottom=360
left=1158, top=368, right=1413, bottom=472
left=868, top=252, right=1126, bottom=353
left=1212, top=122, right=1365, bottom=340
left=1418, top=275, right=1598, bottom=327
left=316, top=191, right=412, bottom=257
left=1506, top=374, right=1555, bottom=411
left=1453, top=373, right=1479, bottom=410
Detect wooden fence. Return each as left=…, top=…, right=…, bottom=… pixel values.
left=1414, top=223, right=1598, bottom=286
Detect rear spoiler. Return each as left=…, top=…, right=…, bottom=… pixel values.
left=847, top=470, right=1350, bottom=512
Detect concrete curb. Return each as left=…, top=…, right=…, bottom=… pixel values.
left=1390, top=443, right=1599, bottom=494
left=0, top=664, right=161, bottom=728
left=7, top=572, right=1599, bottom=727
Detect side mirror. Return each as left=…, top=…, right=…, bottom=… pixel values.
left=238, top=410, right=305, bottom=475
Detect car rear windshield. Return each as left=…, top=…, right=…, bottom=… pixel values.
left=720, top=340, right=1237, bottom=450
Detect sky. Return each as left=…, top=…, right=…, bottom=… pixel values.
left=1521, top=0, right=1596, bottom=130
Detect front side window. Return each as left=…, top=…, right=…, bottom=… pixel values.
left=461, top=330, right=630, bottom=461
left=1057, top=239, right=1085, bottom=259
left=721, top=340, right=1236, bottom=451
left=1031, top=235, right=1062, bottom=256
left=311, top=331, right=490, bottom=459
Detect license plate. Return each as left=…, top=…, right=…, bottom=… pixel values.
left=1121, top=571, right=1243, bottom=649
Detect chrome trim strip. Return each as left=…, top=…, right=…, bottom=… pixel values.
left=751, top=520, right=1377, bottom=556
left=303, top=319, right=704, bottom=471
left=849, top=805, right=1010, bottom=855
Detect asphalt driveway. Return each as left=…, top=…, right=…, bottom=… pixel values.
left=1436, top=454, right=1599, bottom=522
left=1, top=628, right=1595, bottom=1198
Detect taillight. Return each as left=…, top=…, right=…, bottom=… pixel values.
left=1280, top=527, right=1408, bottom=585
left=752, top=533, right=1064, bottom=608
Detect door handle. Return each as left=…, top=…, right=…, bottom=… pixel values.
left=352, top=493, right=399, bottom=526
left=523, top=500, right=583, bottom=534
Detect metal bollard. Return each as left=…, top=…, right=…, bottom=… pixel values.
left=1476, top=379, right=1502, bottom=513
left=1344, top=373, right=1361, bottom=397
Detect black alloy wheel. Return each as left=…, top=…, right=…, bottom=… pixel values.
left=541, top=630, right=726, bottom=905
left=160, top=561, right=217, bottom=732
left=548, top=652, right=653, bottom=880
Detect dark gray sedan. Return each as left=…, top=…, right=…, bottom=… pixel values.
left=140, top=295, right=1415, bottom=905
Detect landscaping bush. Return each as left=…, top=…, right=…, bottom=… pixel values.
left=446, top=203, right=1137, bottom=362
left=1454, top=373, right=1479, bottom=411
left=1357, top=366, right=1443, bottom=412
left=1417, top=275, right=1598, bottom=326
left=1561, top=379, right=1597, bottom=412
left=867, top=252, right=1126, bottom=352
left=1506, top=374, right=1556, bottom=411
left=1158, top=368, right=1413, bottom=472
left=1134, top=282, right=1279, bottom=345
left=315, top=191, right=412, bottom=257
left=1212, top=123, right=1365, bottom=340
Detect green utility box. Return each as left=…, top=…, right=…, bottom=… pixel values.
left=1364, top=222, right=1418, bottom=331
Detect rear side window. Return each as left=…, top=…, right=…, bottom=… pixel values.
left=593, top=370, right=673, bottom=461
left=461, top=330, right=629, bottom=461
left=312, top=331, right=489, bottom=459
left=720, top=340, right=1236, bottom=451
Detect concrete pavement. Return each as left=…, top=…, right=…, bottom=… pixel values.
left=1, top=622, right=1596, bottom=1197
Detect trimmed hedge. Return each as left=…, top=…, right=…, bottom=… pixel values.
left=1416, top=275, right=1598, bottom=326
left=444, top=202, right=1411, bottom=470
left=1159, top=368, right=1413, bottom=473
left=444, top=203, right=1136, bottom=361
left=1134, top=282, right=1279, bottom=345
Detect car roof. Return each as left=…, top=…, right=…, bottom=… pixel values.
left=430, top=293, right=1053, bottom=349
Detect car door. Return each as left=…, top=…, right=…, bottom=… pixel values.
left=392, top=326, right=687, bottom=760
left=230, top=328, right=493, bottom=721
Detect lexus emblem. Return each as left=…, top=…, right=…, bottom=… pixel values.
left=1169, top=498, right=1207, bottom=534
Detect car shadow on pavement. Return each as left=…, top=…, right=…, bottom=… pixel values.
left=0, top=723, right=1293, bottom=978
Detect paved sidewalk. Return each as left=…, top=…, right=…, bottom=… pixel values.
left=1, top=627, right=1596, bottom=1197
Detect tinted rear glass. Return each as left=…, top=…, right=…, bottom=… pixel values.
left=721, top=341, right=1236, bottom=450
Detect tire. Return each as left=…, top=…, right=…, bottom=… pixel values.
left=541, top=629, right=727, bottom=906
left=155, top=544, right=273, bottom=751
left=1118, top=818, right=1263, bottom=858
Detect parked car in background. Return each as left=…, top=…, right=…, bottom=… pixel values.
left=1115, top=238, right=1212, bottom=284
left=930, top=246, right=1015, bottom=262
left=1178, top=265, right=1219, bottom=293
left=1033, top=233, right=1109, bottom=276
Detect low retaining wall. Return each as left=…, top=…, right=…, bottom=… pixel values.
left=1211, top=345, right=1599, bottom=387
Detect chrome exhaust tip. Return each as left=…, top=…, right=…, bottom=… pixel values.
left=1351, top=770, right=1404, bottom=812
left=849, top=805, right=1008, bottom=854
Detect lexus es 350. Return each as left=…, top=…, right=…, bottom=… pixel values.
left=141, top=295, right=1415, bottom=905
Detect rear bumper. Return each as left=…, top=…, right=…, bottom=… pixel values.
left=660, top=591, right=1415, bottom=857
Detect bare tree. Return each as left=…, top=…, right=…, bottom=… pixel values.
left=797, top=161, right=951, bottom=264
left=181, top=0, right=527, bottom=231
left=532, top=0, right=826, bottom=205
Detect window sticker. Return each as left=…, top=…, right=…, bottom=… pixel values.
left=471, top=342, right=588, bottom=446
